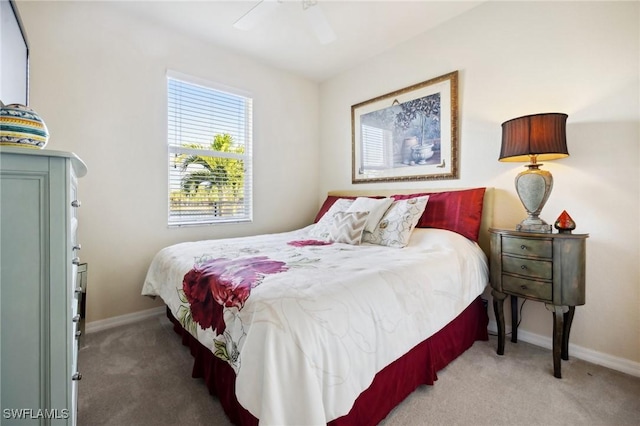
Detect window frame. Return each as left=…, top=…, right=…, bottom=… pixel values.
left=166, top=70, right=253, bottom=227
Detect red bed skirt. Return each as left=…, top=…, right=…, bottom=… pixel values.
left=167, top=296, right=488, bottom=425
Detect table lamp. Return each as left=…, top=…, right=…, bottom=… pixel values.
left=499, top=113, right=569, bottom=233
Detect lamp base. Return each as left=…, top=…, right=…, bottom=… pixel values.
left=516, top=221, right=552, bottom=233
left=514, top=163, right=554, bottom=234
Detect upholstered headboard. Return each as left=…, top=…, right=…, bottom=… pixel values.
left=324, top=187, right=494, bottom=257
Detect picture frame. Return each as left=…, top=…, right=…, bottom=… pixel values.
left=351, top=70, right=458, bottom=183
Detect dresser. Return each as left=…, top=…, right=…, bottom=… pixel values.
left=489, top=228, right=588, bottom=378
left=1, top=147, right=87, bottom=425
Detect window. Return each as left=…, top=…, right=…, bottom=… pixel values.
left=361, top=124, right=393, bottom=169
left=167, top=72, right=253, bottom=226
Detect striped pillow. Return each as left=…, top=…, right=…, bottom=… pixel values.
left=328, top=211, right=370, bottom=245
left=309, top=198, right=354, bottom=240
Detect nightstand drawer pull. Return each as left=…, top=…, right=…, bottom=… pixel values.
left=72, top=372, right=82, bottom=381
left=521, top=245, right=527, bottom=250
left=521, top=265, right=527, bottom=270
left=72, top=315, right=80, bottom=323
left=75, top=330, right=82, bottom=338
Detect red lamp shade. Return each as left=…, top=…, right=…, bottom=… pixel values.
left=499, top=113, right=569, bottom=163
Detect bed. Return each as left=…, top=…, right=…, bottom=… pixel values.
left=142, top=187, right=492, bottom=425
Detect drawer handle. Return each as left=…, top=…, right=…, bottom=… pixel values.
left=72, top=315, right=81, bottom=323
left=75, top=330, right=82, bottom=338
left=72, top=372, right=82, bottom=381
left=520, top=245, right=527, bottom=250
left=521, top=285, right=528, bottom=290
left=71, top=200, right=81, bottom=208
left=72, top=257, right=81, bottom=266
left=75, top=286, right=83, bottom=294
left=73, top=244, right=82, bottom=251
left=520, top=265, right=527, bottom=270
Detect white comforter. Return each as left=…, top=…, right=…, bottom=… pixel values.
left=142, top=226, right=488, bottom=425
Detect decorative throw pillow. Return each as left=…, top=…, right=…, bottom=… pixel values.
left=313, top=195, right=356, bottom=223
left=363, top=196, right=429, bottom=248
left=309, top=198, right=354, bottom=240
left=346, top=197, right=393, bottom=233
left=328, top=211, right=370, bottom=245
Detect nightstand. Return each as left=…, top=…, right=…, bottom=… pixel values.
left=489, top=228, right=588, bottom=378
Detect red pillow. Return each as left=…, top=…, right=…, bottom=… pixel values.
left=392, top=188, right=486, bottom=242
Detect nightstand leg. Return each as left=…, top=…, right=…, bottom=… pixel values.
left=562, top=306, right=575, bottom=360
left=510, top=295, right=518, bottom=343
left=492, top=290, right=507, bottom=356
left=552, top=308, right=563, bottom=378
left=547, top=304, right=569, bottom=379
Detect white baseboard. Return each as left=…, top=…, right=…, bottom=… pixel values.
left=488, top=320, right=640, bottom=378
left=85, top=306, right=165, bottom=334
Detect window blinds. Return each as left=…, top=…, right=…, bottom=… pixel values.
left=167, top=74, right=253, bottom=226
left=361, top=124, right=392, bottom=169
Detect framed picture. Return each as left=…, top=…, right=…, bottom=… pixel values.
left=352, top=70, right=458, bottom=183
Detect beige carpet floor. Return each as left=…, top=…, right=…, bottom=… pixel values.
left=78, top=314, right=640, bottom=425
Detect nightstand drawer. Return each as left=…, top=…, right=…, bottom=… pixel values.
left=502, top=236, right=552, bottom=258
left=502, top=255, right=552, bottom=280
left=502, top=275, right=552, bottom=301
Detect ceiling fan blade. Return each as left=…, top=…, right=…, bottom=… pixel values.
left=233, top=0, right=281, bottom=31
left=304, top=3, right=336, bottom=45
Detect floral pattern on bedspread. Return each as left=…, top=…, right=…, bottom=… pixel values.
left=287, top=239, right=334, bottom=247
left=174, top=239, right=342, bottom=372
left=180, top=256, right=289, bottom=368
left=183, top=257, right=289, bottom=331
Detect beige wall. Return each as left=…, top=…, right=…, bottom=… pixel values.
left=18, top=1, right=321, bottom=322
left=319, top=1, right=639, bottom=367
left=16, top=1, right=639, bottom=371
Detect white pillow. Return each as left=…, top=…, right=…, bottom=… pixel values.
left=346, top=197, right=393, bottom=233
left=363, top=196, right=429, bottom=248
left=328, top=211, right=370, bottom=245
left=309, top=198, right=354, bottom=240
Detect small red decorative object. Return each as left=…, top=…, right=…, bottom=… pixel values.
left=554, top=210, right=576, bottom=233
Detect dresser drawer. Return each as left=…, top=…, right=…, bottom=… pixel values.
left=502, top=275, right=552, bottom=301
left=502, top=255, right=552, bottom=280
left=502, top=236, right=552, bottom=258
